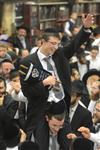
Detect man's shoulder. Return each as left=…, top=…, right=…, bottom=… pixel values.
left=20, top=53, right=36, bottom=64
left=77, top=104, right=91, bottom=115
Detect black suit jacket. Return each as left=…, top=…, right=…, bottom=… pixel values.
left=8, top=35, right=31, bottom=51
left=71, top=104, right=94, bottom=134
left=34, top=117, right=71, bottom=150
left=19, top=27, right=92, bottom=133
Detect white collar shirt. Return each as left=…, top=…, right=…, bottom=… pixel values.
left=90, top=130, right=100, bottom=150
left=88, top=100, right=97, bottom=115
left=78, top=62, right=88, bottom=80
left=37, top=50, right=64, bottom=102
left=69, top=103, right=78, bottom=122
left=6, top=146, right=18, bottom=150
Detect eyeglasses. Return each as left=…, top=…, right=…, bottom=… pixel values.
left=48, top=41, right=61, bottom=47
left=94, top=107, right=100, bottom=112
left=52, top=124, right=64, bottom=129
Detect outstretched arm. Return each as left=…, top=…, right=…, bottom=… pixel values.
left=63, top=14, right=94, bottom=59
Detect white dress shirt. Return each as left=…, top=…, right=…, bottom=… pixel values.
left=6, top=146, right=18, bottom=150
left=69, top=103, right=78, bottom=122
left=37, top=50, right=65, bottom=102
left=49, top=133, right=59, bottom=150
left=78, top=62, right=88, bottom=80
left=88, top=100, right=97, bottom=115
left=89, top=130, right=100, bottom=150
left=89, top=57, right=100, bottom=70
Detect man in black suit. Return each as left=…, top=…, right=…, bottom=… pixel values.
left=35, top=100, right=71, bottom=150
left=0, top=76, right=18, bottom=150
left=68, top=80, right=94, bottom=135
left=67, top=80, right=94, bottom=150
left=19, top=14, right=94, bottom=140
left=8, top=25, right=31, bottom=52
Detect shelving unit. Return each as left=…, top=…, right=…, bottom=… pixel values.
left=73, top=0, right=100, bottom=25
left=15, top=0, right=100, bottom=30
left=26, top=1, right=69, bottom=30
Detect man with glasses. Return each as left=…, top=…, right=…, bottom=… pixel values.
left=78, top=100, right=100, bottom=150
left=19, top=14, right=94, bottom=145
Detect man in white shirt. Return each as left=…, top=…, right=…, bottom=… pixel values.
left=89, top=46, right=100, bottom=70
left=78, top=100, right=100, bottom=150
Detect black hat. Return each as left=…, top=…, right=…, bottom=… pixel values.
left=3, top=123, right=20, bottom=148
left=47, top=100, right=66, bottom=115
left=70, top=137, right=93, bottom=150
left=71, top=80, right=87, bottom=95
left=82, top=69, right=100, bottom=85
left=16, top=25, right=29, bottom=33
left=93, top=26, right=100, bottom=36
left=18, top=141, right=40, bottom=150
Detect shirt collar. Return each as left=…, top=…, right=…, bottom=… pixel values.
left=37, top=49, right=52, bottom=61
left=37, top=49, right=46, bottom=61
left=70, top=103, right=78, bottom=112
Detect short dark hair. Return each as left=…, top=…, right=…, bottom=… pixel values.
left=42, top=32, right=60, bottom=42
left=9, top=69, right=19, bottom=80
left=47, top=112, right=66, bottom=121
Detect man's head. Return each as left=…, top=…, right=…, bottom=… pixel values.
left=9, top=69, right=21, bottom=92
left=90, top=80, right=100, bottom=100
left=90, top=46, right=99, bottom=59
left=16, top=25, right=28, bottom=38
left=40, top=32, right=60, bottom=56
left=93, top=100, right=100, bottom=123
left=70, top=12, right=78, bottom=21
left=0, top=43, right=8, bottom=58
left=71, top=80, right=85, bottom=106
left=46, top=101, right=66, bottom=135
left=0, top=59, right=14, bottom=80
left=77, top=51, right=87, bottom=64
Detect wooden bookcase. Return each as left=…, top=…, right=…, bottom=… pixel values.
left=73, top=0, right=100, bottom=25
left=15, top=0, right=100, bottom=30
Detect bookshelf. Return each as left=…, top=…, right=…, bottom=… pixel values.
left=15, top=1, right=69, bottom=30
left=73, top=0, right=100, bottom=25
left=15, top=0, right=100, bottom=30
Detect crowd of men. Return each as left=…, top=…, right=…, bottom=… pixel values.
left=0, top=12, right=100, bottom=150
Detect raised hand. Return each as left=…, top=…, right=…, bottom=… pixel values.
left=82, top=14, right=94, bottom=29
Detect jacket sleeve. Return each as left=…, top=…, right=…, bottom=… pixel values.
left=89, top=131, right=100, bottom=145
left=62, top=27, right=92, bottom=59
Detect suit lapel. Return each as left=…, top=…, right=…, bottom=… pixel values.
left=71, top=104, right=81, bottom=130
left=31, top=51, right=43, bottom=69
